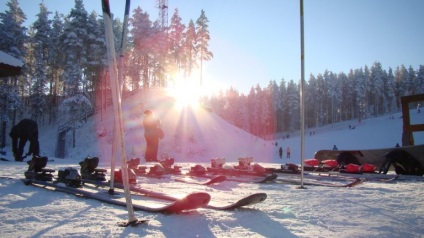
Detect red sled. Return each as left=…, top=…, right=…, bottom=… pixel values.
left=345, top=163, right=361, bottom=173
left=321, top=160, right=338, bottom=168
left=361, top=163, right=376, bottom=173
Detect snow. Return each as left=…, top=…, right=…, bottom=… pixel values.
left=1, top=89, right=423, bottom=237
left=0, top=50, right=24, bottom=67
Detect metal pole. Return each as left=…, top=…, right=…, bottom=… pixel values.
left=298, top=0, right=306, bottom=189
left=109, top=0, right=131, bottom=195
left=101, top=0, right=137, bottom=223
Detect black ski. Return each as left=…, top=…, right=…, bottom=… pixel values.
left=275, top=176, right=364, bottom=187
left=205, top=193, right=267, bottom=210
left=117, top=219, right=149, bottom=227
left=0, top=157, right=54, bottom=162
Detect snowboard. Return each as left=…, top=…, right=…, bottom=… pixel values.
left=314, top=144, right=424, bottom=171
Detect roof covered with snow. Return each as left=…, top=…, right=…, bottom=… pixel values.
left=0, top=50, right=23, bottom=77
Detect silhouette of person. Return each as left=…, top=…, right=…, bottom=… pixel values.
left=143, top=110, right=163, bottom=162
left=286, top=146, right=291, bottom=158
left=278, top=147, right=283, bottom=159
left=9, top=119, right=40, bottom=161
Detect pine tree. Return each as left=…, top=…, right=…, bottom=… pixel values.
left=183, top=19, right=197, bottom=77
left=306, top=75, right=318, bottom=128
left=394, top=65, right=408, bottom=108
left=149, top=20, right=169, bottom=87
left=85, top=11, right=107, bottom=93
left=47, top=12, right=65, bottom=124
left=407, top=66, right=417, bottom=95
left=195, top=10, right=213, bottom=87
left=416, top=65, right=424, bottom=94
left=0, top=0, right=27, bottom=59
left=0, top=0, right=27, bottom=125
left=169, top=8, right=186, bottom=75
left=266, top=80, right=279, bottom=137
left=61, top=0, right=89, bottom=96
left=385, top=67, right=397, bottom=113
left=129, top=7, right=153, bottom=89
left=29, top=2, right=52, bottom=122
left=286, top=80, right=299, bottom=132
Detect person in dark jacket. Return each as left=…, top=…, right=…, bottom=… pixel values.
left=278, top=147, right=283, bottom=159
left=9, top=119, right=40, bottom=161
left=143, top=110, right=163, bottom=162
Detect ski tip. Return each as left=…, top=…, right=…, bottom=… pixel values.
left=117, top=219, right=149, bottom=227
left=206, top=175, right=227, bottom=185
left=186, top=192, right=211, bottom=206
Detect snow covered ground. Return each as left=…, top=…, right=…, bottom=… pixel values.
left=1, top=90, right=423, bottom=237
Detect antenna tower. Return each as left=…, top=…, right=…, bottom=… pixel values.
left=157, top=0, right=168, bottom=29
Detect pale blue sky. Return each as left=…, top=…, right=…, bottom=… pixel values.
left=2, top=0, right=424, bottom=94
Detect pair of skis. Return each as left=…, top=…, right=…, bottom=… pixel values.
left=83, top=179, right=267, bottom=210
left=15, top=175, right=267, bottom=212
left=135, top=162, right=278, bottom=184
left=275, top=176, right=364, bottom=187
left=185, top=170, right=278, bottom=184
left=22, top=178, right=209, bottom=213
left=141, top=171, right=276, bottom=184
left=271, top=169, right=366, bottom=187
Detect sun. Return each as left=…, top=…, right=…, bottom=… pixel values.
left=168, top=75, right=202, bottom=108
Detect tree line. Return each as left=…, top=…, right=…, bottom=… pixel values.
left=0, top=0, right=212, bottom=127
left=207, top=62, right=424, bottom=139
left=1, top=0, right=423, bottom=142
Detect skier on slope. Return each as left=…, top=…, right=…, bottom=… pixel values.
left=286, top=146, right=291, bottom=158
left=278, top=147, right=283, bottom=159
left=143, top=109, right=164, bottom=162
left=9, top=119, right=40, bottom=161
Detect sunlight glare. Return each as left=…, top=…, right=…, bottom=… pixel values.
left=169, top=74, right=202, bottom=108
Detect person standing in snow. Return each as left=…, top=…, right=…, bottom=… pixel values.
left=278, top=147, right=283, bottom=159
left=286, top=146, right=291, bottom=158
left=9, top=119, right=40, bottom=161
left=143, top=109, right=164, bottom=162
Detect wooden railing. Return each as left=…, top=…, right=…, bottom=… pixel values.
left=401, top=94, right=424, bottom=146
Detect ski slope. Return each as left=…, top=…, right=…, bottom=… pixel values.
left=36, top=89, right=424, bottom=165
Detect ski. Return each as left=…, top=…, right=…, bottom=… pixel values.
left=275, top=176, right=364, bottom=187
left=84, top=180, right=267, bottom=210
left=223, top=173, right=277, bottom=183
left=128, top=185, right=268, bottom=211
left=0, top=157, right=54, bottom=163
left=135, top=164, right=274, bottom=184
left=22, top=178, right=210, bottom=213
left=184, top=163, right=277, bottom=184
left=311, top=171, right=406, bottom=182
left=186, top=170, right=277, bottom=184
left=205, top=193, right=267, bottom=210
left=174, top=175, right=227, bottom=185
left=117, top=219, right=149, bottom=227
left=132, top=170, right=227, bottom=185
left=138, top=170, right=274, bottom=184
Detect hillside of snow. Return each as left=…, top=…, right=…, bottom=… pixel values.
left=32, top=88, right=424, bottom=167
